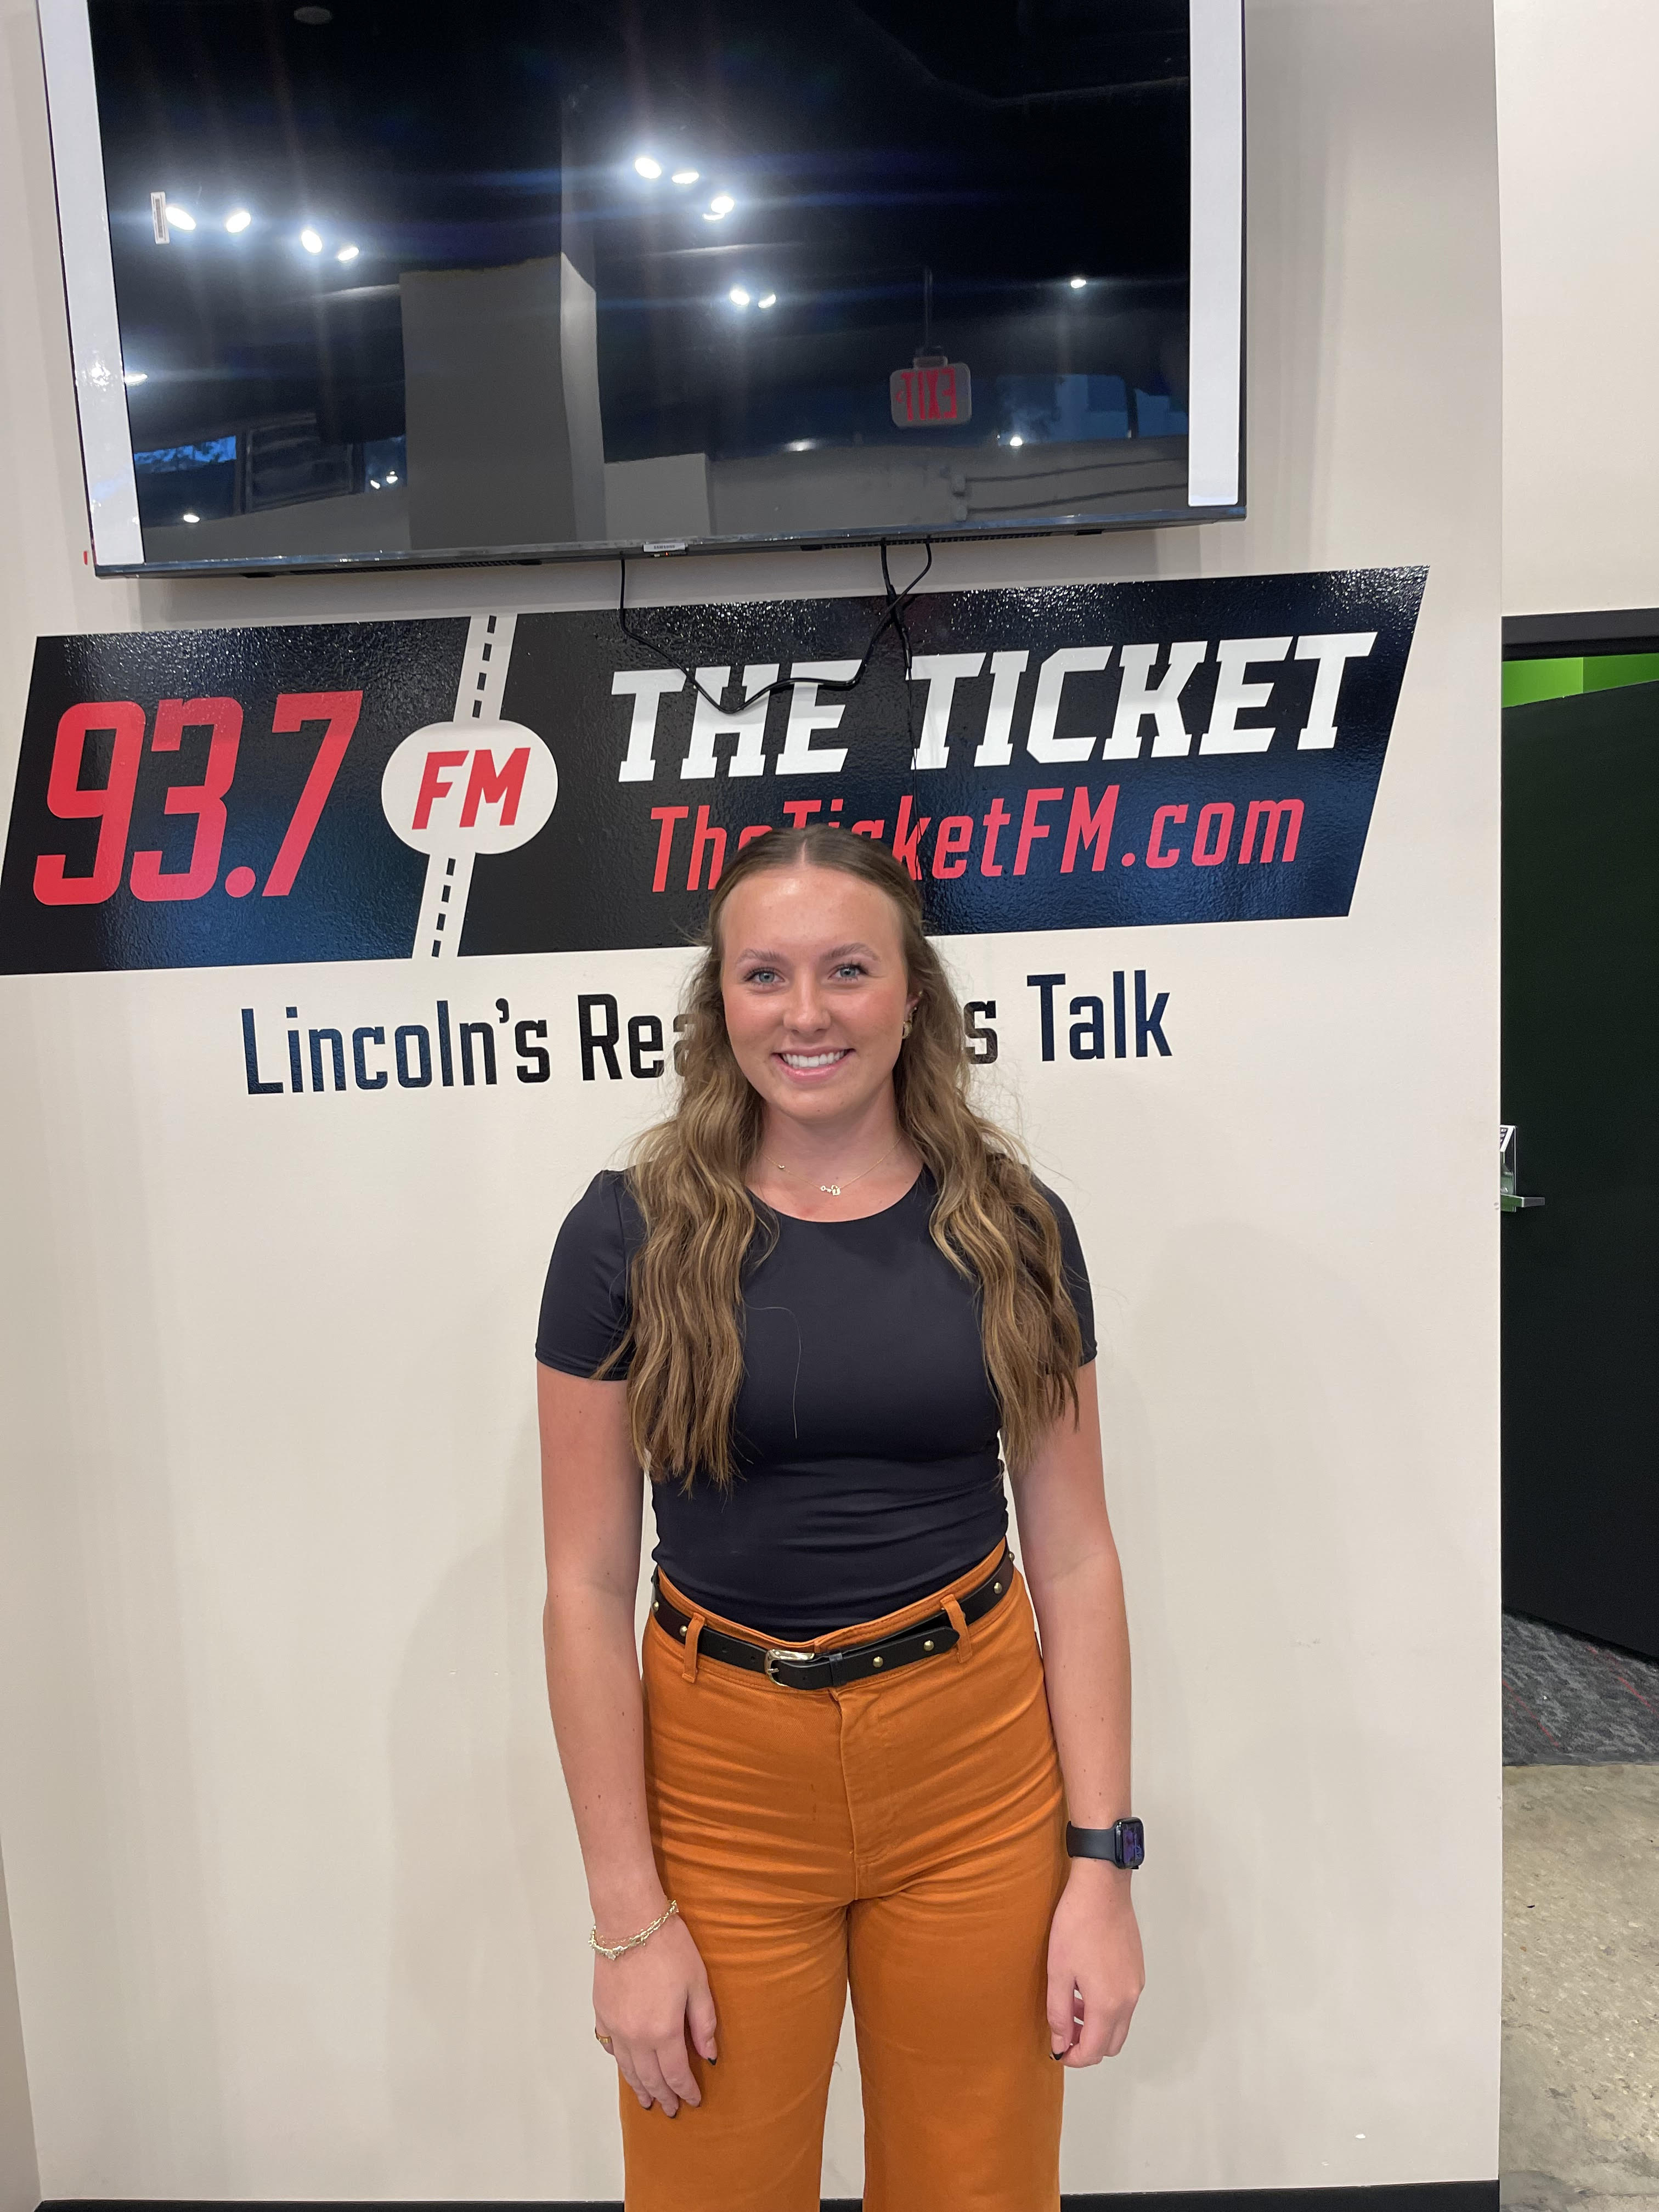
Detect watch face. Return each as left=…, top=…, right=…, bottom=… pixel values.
left=1120, top=1819, right=1146, bottom=1867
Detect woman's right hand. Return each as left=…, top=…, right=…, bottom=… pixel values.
left=593, top=1911, right=718, bottom=2117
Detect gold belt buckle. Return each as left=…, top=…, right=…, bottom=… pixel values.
left=763, top=1646, right=817, bottom=1686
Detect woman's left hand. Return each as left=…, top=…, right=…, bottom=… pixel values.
left=1045, top=1858, right=1144, bottom=2064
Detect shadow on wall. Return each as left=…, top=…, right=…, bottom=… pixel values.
left=0, top=985, right=234, bottom=2198
left=0, top=1836, right=38, bottom=2212
left=1239, top=0, right=1331, bottom=568
left=385, top=1407, right=618, bottom=2200
left=1066, top=1191, right=1482, bottom=2188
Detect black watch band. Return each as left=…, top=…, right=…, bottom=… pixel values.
left=1065, top=1818, right=1145, bottom=1869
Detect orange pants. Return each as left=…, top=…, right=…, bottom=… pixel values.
left=625, top=1544, right=1068, bottom=2212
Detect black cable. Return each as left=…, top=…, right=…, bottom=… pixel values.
left=880, top=538, right=929, bottom=745
left=616, top=538, right=935, bottom=732
left=960, top=461, right=1146, bottom=485
left=967, top=483, right=1183, bottom=516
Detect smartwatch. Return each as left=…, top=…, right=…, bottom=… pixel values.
left=1065, top=1818, right=1145, bottom=1869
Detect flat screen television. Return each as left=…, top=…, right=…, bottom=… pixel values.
left=38, top=0, right=1244, bottom=577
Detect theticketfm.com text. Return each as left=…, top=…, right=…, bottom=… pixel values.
left=646, top=785, right=1301, bottom=893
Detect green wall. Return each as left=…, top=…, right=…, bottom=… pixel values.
left=1502, top=652, right=1659, bottom=708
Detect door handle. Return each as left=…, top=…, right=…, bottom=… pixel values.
left=1499, top=1123, right=1545, bottom=1211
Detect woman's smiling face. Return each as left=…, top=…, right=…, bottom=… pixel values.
left=718, top=861, right=918, bottom=1130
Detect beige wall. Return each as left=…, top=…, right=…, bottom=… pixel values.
left=1497, top=0, right=1659, bottom=616
left=0, top=0, right=1501, bottom=2199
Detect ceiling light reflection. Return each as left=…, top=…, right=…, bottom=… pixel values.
left=122, top=370, right=148, bottom=386
left=728, top=286, right=751, bottom=307
left=225, top=208, right=252, bottom=233
left=758, top=292, right=777, bottom=309
left=300, top=228, right=323, bottom=253
left=634, top=155, right=663, bottom=179
left=336, top=243, right=359, bottom=262
left=165, top=205, right=195, bottom=231
left=1068, top=275, right=1087, bottom=289
left=671, top=168, right=699, bottom=185
left=182, top=511, right=200, bottom=523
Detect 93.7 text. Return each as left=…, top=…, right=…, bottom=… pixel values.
left=32, top=692, right=360, bottom=906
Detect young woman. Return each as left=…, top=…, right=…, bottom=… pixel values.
left=535, top=824, right=1142, bottom=2212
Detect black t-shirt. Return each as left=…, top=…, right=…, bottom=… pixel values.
left=535, top=1166, right=1096, bottom=1639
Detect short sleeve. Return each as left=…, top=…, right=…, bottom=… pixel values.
left=535, top=1171, right=639, bottom=1378
left=1034, top=1180, right=1098, bottom=1365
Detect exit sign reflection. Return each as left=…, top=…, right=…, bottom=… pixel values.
left=889, top=360, right=973, bottom=427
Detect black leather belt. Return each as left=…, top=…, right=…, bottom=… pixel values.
left=650, top=1546, right=1014, bottom=1690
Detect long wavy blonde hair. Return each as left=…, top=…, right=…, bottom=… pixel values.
left=610, top=825, right=1084, bottom=1487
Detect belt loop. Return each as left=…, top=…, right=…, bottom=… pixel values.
left=681, top=1612, right=705, bottom=1683
left=942, top=1593, right=973, bottom=1664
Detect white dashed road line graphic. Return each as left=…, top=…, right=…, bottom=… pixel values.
left=416, top=612, right=518, bottom=958
left=378, top=613, right=560, bottom=963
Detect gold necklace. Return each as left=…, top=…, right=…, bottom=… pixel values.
left=771, top=1137, right=903, bottom=1199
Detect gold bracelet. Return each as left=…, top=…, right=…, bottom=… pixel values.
left=590, top=1899, right=679, bottom=1961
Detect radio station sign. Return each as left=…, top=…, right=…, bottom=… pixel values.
left=0, top=569, right=1425, bottom=977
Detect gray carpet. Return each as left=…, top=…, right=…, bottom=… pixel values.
left=1503, top=1612, right=1659, bottom=1765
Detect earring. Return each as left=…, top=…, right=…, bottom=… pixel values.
left=902, top=1015, right=914, bottom=1038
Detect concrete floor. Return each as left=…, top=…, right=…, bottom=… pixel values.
left=1503, top=1763, right=1659, bottom=2212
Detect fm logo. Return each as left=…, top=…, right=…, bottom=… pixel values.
left=381, top=719, right=557, bottom=960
